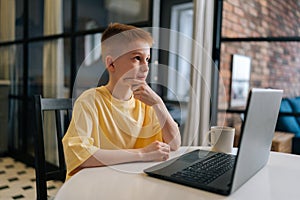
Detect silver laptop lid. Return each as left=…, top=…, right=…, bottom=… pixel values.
left=231, top=88, right=283, bottom=193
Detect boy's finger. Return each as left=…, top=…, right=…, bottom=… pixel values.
left=123, top=78, right=144, bottom=85
left=132, top=85, right=140, bottom=91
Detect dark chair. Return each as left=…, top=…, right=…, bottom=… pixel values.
left=34, top=95, right=73, bottom=200
left=97, top=68, right=109, bottom=87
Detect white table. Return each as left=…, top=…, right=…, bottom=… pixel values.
left=55, top=147, right=300, bottom=200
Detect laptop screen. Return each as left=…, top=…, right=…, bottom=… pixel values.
left=231, top=88, right=283, bottom=192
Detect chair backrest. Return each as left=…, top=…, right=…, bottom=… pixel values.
left=97, top=68, right=109, bottom=87
left=34, top=95, right=73, bottom=200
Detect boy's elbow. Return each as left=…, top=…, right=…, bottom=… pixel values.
left=170, top=140, right=181, bottom=151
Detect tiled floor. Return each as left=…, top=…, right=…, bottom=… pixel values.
left=0, top=157, right=63, bottom=200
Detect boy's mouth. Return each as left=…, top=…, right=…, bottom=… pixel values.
left=136, top=75, right=147, bottom=80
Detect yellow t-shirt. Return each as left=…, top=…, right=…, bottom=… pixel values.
left=62, top=86, right=162, bottom=179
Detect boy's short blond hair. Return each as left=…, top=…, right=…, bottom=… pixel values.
left=101, top=23, right=153, bottom=61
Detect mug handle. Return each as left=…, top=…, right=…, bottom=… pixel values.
left=205, top=130, right=214, bottom=146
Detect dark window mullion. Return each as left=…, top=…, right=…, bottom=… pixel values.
left=70, top=0, right=77, bottom=97
left=221, top=36, right=300, bottom=42
left=22, top=0, right=29, bottom=152
left=211, top=0, right=224, bottom=126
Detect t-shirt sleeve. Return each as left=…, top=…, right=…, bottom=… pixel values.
left=62, top=97, right=99, bottom=178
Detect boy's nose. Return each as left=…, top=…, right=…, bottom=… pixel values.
left=140, top=63, right=149, bottom=72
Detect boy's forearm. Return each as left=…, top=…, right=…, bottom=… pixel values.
left=153, top=101, right=181, bottom=150
left=79, top=148, right=143, bottom=168
left=70, top=149, right=143, bottom=176
left=73, top=141, right=170, bottom=173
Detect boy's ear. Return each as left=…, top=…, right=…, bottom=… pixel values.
left=105, top=56, right=115, bottom=72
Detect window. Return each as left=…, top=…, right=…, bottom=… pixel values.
left=0, top=0, right=153, bottom=165
left=77, top=0, right=150, bottom=31
left=167, top=2, right=193, bottom=101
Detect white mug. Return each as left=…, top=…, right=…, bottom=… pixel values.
left=208, top=126, right=235, bottom=154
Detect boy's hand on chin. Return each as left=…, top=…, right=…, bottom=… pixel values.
left=123, top=78, right=162, bottom=106
left=123, top=78, right=145, bottom=89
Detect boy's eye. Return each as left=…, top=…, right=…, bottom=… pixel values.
left=134, top=56, right=141, bottom=61
left=132, top=56, right=150, bottom=62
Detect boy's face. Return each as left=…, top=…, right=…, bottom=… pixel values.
left=110, top=40, right=151, bottom=85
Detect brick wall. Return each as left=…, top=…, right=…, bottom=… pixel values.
left=218, top=0, right=300, bottom=127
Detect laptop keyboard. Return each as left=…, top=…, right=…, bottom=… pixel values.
left=171, top=153, right=236, bottom=185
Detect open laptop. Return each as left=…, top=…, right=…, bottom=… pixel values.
left=144, top=88, right=283, bottom=195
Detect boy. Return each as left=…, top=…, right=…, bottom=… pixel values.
left=62, top=23, right=181, bottom=180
